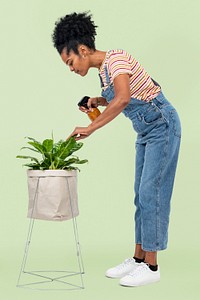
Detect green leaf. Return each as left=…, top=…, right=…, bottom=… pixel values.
left=42, top=139, right=53, bottom=152
left=56, top=138, right=76, bottom=159
left=16, top=155, right=40, bottom=164
left=25, top=136, right=40, bottom=143
left=28, top=141, right=45, bottom=154
left=64, top=157, right=80, bottom=165
left=63, top=166, right=79, bottom=171
left=16, top=155, right=40, bottom=165
left=75, top=159, right=88, bottom=164
left=20, top=146, right=40, bottom=153
left=69, top=142, right=83, bottom=154
left=24, top=163, right=41, bottom=169
left=52, top=140, right=63, bottom=155
left=40, top=158, right=51, bottom=169
left=51, top=130, right=54, bottom=141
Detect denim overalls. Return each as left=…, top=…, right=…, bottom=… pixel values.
left=100, top=67, right=181, bottom=251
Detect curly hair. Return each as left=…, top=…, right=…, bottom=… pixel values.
left=52, top=11, right=98, bottom=55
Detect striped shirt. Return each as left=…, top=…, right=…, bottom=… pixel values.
left=99, top=49, right=161, bottom=101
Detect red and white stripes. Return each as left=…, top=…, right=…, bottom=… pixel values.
left=99, top=49, right=161, bottom=101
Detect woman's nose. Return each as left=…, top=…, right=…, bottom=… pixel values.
left=69, top=65, right=75, bottom=72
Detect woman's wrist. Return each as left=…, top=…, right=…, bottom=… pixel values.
left=87, top=123, right=97, bottom=134
left=96, top=97, right=101, bottom=106
left=97, top=97, right=108, bottom=106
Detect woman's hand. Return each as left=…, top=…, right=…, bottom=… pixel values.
left=79, top=97, right=99, bottom=114
left=79, top=97, right=108, bottom=113
left=67, top=126, right=94, bottom=141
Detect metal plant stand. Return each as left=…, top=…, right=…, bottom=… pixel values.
left=16, top=176, right=85, bottom=291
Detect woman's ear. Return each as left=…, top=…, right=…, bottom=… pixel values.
left=78, top=45, right=89, bottom=58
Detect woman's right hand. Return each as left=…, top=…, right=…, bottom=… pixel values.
left=79, top=97, right=99, bottom=113
left=79, top=97, right=107, bottom=113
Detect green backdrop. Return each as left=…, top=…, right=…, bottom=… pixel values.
left=1, top=0, right=200, bottom=299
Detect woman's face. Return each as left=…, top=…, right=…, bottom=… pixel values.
left=61, top=47, right=90, bottom=77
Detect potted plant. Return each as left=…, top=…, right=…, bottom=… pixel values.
left=17, top=135, right=88, bottom=221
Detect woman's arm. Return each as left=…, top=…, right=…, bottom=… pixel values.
left=69, top=73, right=131, bottom=140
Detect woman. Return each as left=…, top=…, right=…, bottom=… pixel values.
left=52, top=12, right=181, bottom=287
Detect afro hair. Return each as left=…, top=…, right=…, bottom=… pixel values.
left=52, top=11, right=98, bottom=55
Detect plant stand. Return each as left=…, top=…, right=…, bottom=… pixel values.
left=16, top=175, right=85, bottom=291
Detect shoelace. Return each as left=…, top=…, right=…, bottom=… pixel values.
left=116, top=258, right=135, bottom=270
left=129, top=263, right=148, bottom=277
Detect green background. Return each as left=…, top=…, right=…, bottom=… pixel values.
left=1, top=0, right=200, bottom=299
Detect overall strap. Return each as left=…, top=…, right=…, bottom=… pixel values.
left=104, top=65, right=110, bottom=85
left=151, top=78, right=161, bottom=88
left=99, top=65, right=111, bottom=88
left=98, top=74, right=104, bottom=88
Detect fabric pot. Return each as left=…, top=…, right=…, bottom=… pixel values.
left=27, top=170, right=79, bottom=221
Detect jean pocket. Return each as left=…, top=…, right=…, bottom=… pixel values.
left=139, top=105, right=164, bottom=125
left=170, top=109, right=181, bottom=138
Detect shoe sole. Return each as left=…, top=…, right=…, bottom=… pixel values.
left=105, top=274, right=124, bottom=279
left=120, top=278, right=160, bottom=287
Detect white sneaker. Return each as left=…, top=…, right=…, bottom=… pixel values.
left=120, top=263, right=160, bottom=287
left=105, top=258, right=138, bottom=278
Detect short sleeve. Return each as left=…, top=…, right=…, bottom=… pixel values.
left=107, top=51, right=132, bottom=81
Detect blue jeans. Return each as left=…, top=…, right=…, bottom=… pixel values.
left=101, top=68, right=181, bottom=251
left=123, top=92, right=181, bottom=251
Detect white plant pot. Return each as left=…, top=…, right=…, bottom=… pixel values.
left=27, top=170, right=79, bottom=221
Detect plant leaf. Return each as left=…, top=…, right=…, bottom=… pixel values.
left=63, top=166, right=79, bottom=171
left=52, top=140, right=63, bottom=155
left=20, top=146, right=40, bottom=153
left=51, top=130, right=54, bottom=141
left=25, top=136, right=40, bottom=143
left=40, top=158, right=51, bottom=169
left=75, top=159, right=88, bottom=164
left=23, top=163, right=41, bottom=169
left=69, top=142, right=83, bottom=154
left=16, top=155, right=40, bottom=164
left=64, top=157, right=80, bottom=165
left=28, top=141, right=45, bottom=154
left=56, top=138, right=76, bottom=159
left=42, top=139, right=53, bottom=152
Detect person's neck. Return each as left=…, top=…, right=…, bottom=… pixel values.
left=89, top=50, right=107, bottom=69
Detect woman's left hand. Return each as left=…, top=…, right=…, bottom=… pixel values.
left=67, top=126, right=94, bottom=141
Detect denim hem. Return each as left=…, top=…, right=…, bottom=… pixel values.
left=135, top=241, right=142, bottom=245
left=142, top=246, right=167, bottom=252
left=135, top=242, right=167, bottom=252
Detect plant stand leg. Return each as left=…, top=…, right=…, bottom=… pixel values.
left=66, top=177, right=85, bottom=285
left=16, top=177, right=40, bottom=288
left=16, top=217, right=35, bottom=287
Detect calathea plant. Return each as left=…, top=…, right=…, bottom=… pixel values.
left=16, top=136, right=88, bottom=170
